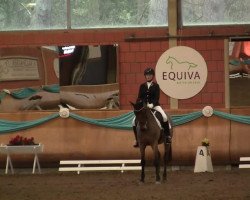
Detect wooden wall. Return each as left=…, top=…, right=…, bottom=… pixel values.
left=0, top=108, right=249, bottom=167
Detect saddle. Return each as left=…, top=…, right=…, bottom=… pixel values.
left=135, top=108, right=164, bottom=129
left=151, top=109, right=164, bottom=128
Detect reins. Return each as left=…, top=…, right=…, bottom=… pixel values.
left=133, top=106, right=145, bottom=113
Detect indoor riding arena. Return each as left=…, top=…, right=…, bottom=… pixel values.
left=0, top=1, right=250, bottom=200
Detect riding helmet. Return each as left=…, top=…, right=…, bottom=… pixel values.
left=144, top=67, right=155, bottom=76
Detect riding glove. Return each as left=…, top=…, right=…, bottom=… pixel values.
left=147, top=103, right=154, bottom=108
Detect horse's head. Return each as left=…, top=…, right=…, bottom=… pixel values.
left=166, top=56, right=174, bottom=69
left=130, top=100, right=150, bottom=131
left=166, top=56, right=171, bottom=64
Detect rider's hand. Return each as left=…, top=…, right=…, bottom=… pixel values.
left=147, top=103, right=153, bottom=108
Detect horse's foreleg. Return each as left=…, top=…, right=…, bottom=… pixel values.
left=163, top=143, right=167, bottom=181
left=140, top=146, right=146, bottom=183
left=153, top=145, right=161, bottom=183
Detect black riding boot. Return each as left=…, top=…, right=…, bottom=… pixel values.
left=133, top=126, right=139, bottom=147
left=162, top=121, right=172, bottom=143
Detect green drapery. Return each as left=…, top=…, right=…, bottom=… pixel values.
left=70, top=112, right=135, bottom=130
left=229, top=59, right=250, bottom=66
left=0, top=91, right=6, bottom=101
left=171, top=111, right=203, bottom=126
left=42, top=84, right=60, bottom=93
left=0, top=113, right=59, bottom=134
left=0, top=84, right=60, bottom=101
left=11, top=88, right=38, bottom=99
left=214, top=110, right=250, bottom=125
left=0, top=109, right=249, bottom=134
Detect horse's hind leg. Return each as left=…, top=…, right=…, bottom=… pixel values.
left=140, top=146, right=146, bottom=183
left=163, top=144, right=167, bottom=181
left=163, top=143, right=171, bottom=181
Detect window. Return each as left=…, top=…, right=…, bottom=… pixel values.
left=71, top=0, right=168, bottom=28
left=0, top=0, right=167, bottom=31
left=181, top=0, right=250, bottom=26
left=0, top=0, right=67, bottom=31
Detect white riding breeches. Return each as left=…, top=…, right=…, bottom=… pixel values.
left=132, top=117, right=136, bottom=126
left=131, top=105, right=168, bottom=126
left=154, top=106, right=168, bottom=122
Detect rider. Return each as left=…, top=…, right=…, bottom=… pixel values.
left=132, top=67, right=172, bottom=147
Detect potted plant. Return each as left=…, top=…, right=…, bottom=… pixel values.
left=8, top=135, right=36, bottom=146
left=201, top=138, right=210, bottom=147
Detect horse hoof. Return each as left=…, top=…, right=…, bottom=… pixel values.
left=139, top=181, right=144, bottom=185
left=155, top=181, right=161, bottom=185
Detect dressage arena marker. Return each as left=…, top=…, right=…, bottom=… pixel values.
left=59, top=160, right=141, bottom=174
left=239, top=157, right=250, bottom=169
left=194, top=146, right=213, bottom=173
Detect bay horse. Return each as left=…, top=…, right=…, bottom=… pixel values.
left=130, top=101, right=173, bottom=184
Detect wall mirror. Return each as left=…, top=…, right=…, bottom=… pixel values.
left=0, top=45, right=119, bottom=112
left=229, top=41, right=250, bottom=107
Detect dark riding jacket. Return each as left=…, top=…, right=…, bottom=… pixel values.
left=138, top=82, right=160, bottom=107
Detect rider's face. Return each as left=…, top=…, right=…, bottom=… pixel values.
left=145, top=74, right=154, bottom=82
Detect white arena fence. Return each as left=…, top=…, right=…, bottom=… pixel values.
left=59, top=159, right=141, bottom=174
left=239, top=157, right=250, bottom=169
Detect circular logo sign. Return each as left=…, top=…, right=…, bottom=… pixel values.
left=155, top=46, right=207, bottom=99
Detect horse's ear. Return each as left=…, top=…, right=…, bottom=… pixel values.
left=136, top=98, right=142, bottom=104
left=129, top=101, right=135, bottom=107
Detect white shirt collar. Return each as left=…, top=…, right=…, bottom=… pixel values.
left=147, top=81, right=153, bottom=89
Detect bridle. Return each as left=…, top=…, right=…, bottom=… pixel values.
left=134, top=106, right=149, bottom=131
